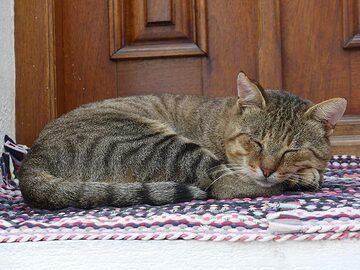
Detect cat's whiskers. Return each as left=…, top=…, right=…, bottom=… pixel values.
left=287, top=174, right=319, bottom=190
left=287, top=177, right=304, bottom=190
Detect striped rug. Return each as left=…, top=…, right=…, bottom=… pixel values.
left=0, top=155, right=359, bottom=242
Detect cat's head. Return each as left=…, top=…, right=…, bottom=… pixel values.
left=224, top=72, right=347, bottom=191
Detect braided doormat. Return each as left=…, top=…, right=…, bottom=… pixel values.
left=0, top=156, right=359, bottom=243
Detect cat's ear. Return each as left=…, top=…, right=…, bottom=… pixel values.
left=304, top=98, right=347, bottom=134
left=237, top=72, right=266, bottom=109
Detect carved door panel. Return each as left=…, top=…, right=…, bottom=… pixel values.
left=16, top=0, right=360, bottom=154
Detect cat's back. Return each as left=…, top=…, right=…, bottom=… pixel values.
left=59, top=93, right=211, bottom=117
left=35, top=93, right=226, bottom=144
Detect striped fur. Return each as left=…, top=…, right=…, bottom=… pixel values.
left=19, top=73, right=346, bottom=209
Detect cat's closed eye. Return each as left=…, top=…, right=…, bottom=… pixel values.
left=251, top=139, right=263, bottom=151
left=281, top=149, right=300, bottom=159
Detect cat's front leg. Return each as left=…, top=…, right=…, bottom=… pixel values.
left=206, top=166, right=285, bottom=199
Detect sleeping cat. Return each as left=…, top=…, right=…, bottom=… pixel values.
left=19, top=72, right=347, bottom=210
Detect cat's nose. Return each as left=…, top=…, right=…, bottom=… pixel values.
left=260, top=167, right=275, bottom=178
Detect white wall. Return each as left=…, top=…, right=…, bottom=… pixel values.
left=0, top=239, right=359, bottom=270
left=0, top=0, right=15, bottom=142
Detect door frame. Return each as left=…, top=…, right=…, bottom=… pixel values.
left=15, top=0, right=63, bottom=146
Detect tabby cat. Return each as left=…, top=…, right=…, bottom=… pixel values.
left=19, top=72, right=347, bottom=210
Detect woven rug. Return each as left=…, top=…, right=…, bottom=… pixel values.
left=0, top=155, right=359, bottom=243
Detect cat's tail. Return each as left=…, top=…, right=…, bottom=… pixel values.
left=19, top=168, right=207, bottom=210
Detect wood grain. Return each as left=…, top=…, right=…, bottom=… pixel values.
left=349, top=51, right=360, bottom=114
left=53, top=0, right=65, bottom=118
left=281, top=0, right=351, bottom=107
left=195, top=0, right=208, bottom=55
left=331, top=136, right=360, bottom=155
left=146, top=0, right=173, bottom=24
left=202, top=0, right=258, bottom=97
left=111, top=43, right=206, bottom=59
left=332, top=116, right=360, bottom=154
left=334, top=116, right=360, bottom=135
left=128, top=0, right=191, bottom=42
left=15, top=0, right=57, bottom=146
left=15, top=0, right=360, bottom=154
left=257, top=0, right=282, bottom=89
left=109, top=0, right=207, bottom=59
left=117, top=58, right=202, bottom=96
left=342, top=0, right=360, bottom=48
left=62, top=0, right=117, bottom=112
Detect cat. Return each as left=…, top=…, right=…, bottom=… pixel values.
left=18, top=72, right=347, bottom=210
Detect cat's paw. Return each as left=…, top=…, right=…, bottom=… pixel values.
left=207, top=174, right=245, bottom=199
left=208, top=175, right=284, bottom=199
left=287, top=168, right=322, bottom=192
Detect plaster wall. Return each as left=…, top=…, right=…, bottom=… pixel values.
left=0, top=0, right=15, bottom=141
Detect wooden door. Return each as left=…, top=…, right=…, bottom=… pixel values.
left=15, top=0, right=360, bottom=154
